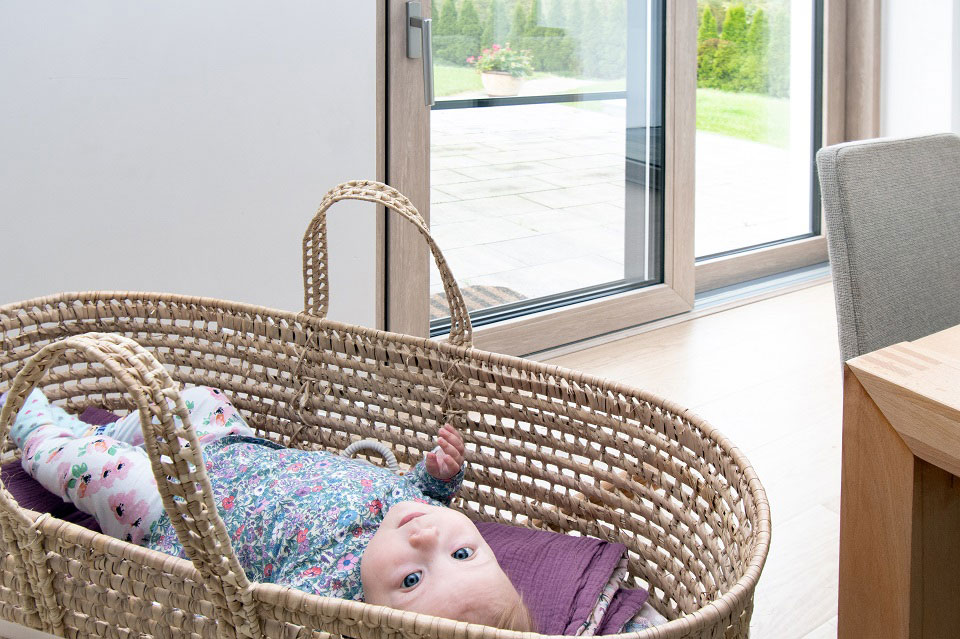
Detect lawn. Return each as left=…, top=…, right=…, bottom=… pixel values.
left=435, top=64, right=789, bottom=148
left=435, top=63, right=482, bottom=96
left=696, top=88, right=790, bottom=148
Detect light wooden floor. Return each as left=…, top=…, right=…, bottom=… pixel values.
left=544, top=282, right=842, bottom=639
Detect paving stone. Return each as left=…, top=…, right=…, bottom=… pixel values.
left=465, top=148, right=567, bottom=165
left=519, top=182, right=623, bottom=209
left=430, top=169, right=474, bottom=186
left=432, top=195, right=551, bottom=223
left=438, top=176, right=557, bottom=201
left=451, top=161, right=557, bottom=182
left=537, top=166, right=624, bottom=188
left=430, top=188, right=459, bottom=204
left=431, top=154, right=488, bottom=170
left=542, top=153, right=624, bottom=171
left=428, top=243, right=528, bottom=283
left=429, top=217, right=539, bottom=250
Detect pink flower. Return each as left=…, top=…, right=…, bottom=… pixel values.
left=56, top=462, right=71, bottom=493
left=466, top=56, right=475, bottom=63
left=482, top=48, right=491, bottom=55
left=99, top=456, right=131, bottom=489
left=337, top=553, right=358, bottom=571
left=492, top=44, right=501, bottom=51
left=222, top=495, right=235, bottom=510
left=108, top=490, right=151, bottom=528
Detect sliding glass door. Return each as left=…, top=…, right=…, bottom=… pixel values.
left=427, top=0, right=669, bottom=336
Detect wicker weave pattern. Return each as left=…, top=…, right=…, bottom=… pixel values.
left=303, top=179, right=472, bottom=346
left=0, top=181, right=770, bottom=639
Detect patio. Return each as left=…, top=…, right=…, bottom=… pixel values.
left=429, top=99, right=811, bottom=319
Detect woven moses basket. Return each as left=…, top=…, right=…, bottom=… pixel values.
left=0, top=180, right=769, bottom=639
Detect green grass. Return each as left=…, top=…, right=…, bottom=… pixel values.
left=435, top=64, right=483, bottom=97
left=696, top=88, right=790, bottom=147
left=436, top=66, right=789, bottom=148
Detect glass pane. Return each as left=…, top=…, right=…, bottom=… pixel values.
left=428, top=0, right=666, bottom=330
left=694, top=1, right=817, bottom=258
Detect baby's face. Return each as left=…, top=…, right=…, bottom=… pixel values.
left=361, top=501, right=516, bottom=624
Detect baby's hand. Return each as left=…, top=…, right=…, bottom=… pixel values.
left=425, top=423, right=465, bottom=481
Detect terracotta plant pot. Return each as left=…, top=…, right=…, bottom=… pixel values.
left=481, top=71, right=523, bottom=97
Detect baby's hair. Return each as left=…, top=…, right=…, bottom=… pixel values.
left=492, top=594, right=536, bottom=634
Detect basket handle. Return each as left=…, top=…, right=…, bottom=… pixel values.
left=0, top=333, right=263, bottom=639
left=302, top=179, right=473, bottom=347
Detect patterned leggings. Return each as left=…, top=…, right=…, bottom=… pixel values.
left=9, top=386, right=253, bottom=544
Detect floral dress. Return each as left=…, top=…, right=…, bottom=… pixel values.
left=147, top=436, right=463, bottom=600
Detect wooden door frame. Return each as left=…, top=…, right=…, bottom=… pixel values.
left=380, top=0, right=432, bottom=337
left=383, top=0, right=696, bottom=354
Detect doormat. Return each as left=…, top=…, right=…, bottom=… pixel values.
left=430, top=285, right=527, bottom=320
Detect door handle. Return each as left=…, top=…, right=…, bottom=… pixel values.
left=406, top=1, right=435, bottom=107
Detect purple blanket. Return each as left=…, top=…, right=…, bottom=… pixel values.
left=1, top=403, right=649, bottom=634
left=477, top=522, right=648, bottom=635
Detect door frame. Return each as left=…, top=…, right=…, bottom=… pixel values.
left=383, top=0, right=696, bottom=355
left=380, top=0, right=432, bottom=338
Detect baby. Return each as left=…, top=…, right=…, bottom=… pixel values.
left=6, top=386, right=534, bottom=632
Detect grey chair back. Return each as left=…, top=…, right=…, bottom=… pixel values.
left=816, top=133, right=960, bottom=362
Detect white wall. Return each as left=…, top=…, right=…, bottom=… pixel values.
left=0, top=1, right=378, bottom=327
left=881, top=0, right=960, bottom=137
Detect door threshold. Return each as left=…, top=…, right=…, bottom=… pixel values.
left=529, top=263, right=832, bottom=360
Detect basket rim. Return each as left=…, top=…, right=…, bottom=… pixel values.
left=1, top=290, right=772, bottom=638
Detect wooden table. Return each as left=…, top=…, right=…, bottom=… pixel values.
left=839, top=325, right=960, bottom=638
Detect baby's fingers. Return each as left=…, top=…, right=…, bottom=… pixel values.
left=426, top=448, right=458, bottom=480
left=437, top=436, right=463, bottom=465
left=425, top=451, right=441, bottom=476
left=439, top=423, right=465, bottom=455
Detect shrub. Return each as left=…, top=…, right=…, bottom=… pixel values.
left=721, top=4, right=748, bottom=45
left=698, top=38, right=721, bottom=88
left=434, top=0, right=460, bottom=63
left=451, top=0, right=482, bottom=63
left=695, top=1, right=789, bottom=97
left=710, top=39, right=737, bottom=90
left=698, top=6, right=718, bottom=44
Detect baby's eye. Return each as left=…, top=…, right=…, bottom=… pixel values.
left=402, top=571, right=422, bottom=588
left=451, top=547, right=474, bottom=560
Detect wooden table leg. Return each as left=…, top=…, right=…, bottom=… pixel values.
left=838, top=366, right=918, bottom=638
left=915, top=459, right=960, bottom=637
left=839, top=367, right=960, bottom=638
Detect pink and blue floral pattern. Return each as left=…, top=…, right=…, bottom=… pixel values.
left=146, top=435, right=464, bottom=601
